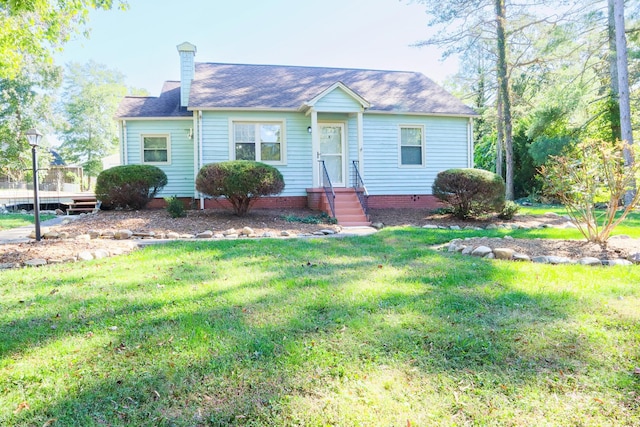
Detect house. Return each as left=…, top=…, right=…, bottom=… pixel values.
left=115, top=42, right=476, bottom=225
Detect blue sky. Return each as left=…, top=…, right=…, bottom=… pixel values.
left=56, top=0, right=458, bottom=94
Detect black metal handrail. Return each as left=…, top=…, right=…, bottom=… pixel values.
left=319, top=160, right=336, bottom=218
left=352, top=160, right=368, bottom=216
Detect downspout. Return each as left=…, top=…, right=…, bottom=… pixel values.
left=467, top=117, right=474, bottom=168
left=199, top=110, right=204, bottom=210
left=122, top=120, right=128, bottom=164
left=193, top=112, right=199, bottom=201
left=357, top=111, right=364, bottom=178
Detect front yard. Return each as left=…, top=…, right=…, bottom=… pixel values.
left=1, top=224, right=639, bottom=426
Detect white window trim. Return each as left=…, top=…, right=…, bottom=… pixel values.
left=398, top=124, right=425, bottom=168
left=229, top=119, right=287, bottom=165
left=141, top=133, right=171, bottom=165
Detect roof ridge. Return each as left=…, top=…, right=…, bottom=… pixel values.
left=195, top=61, right=421, bottom=75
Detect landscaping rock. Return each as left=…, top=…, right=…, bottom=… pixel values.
left=77, top=251, right=94, bottom=261
left=196, top=230, right=214, bottom=239
left=422, top=224, right=439, bottom=229
left=449, top=225, right=461, bottom=230
left=312, top=231, right=325, bottom=236
left=603, top=259, right=633, bottom=266
left=225, top=234, right=239, bottom=239
left=532, top=255, right=572, bottom=264
left=261, top=232, right=276, bottom=238
left=241, top=226, right=254, bottom=236
left=627, top=253, right=640, bottom=264
left=222, top=228, right=237, bottom=236
left=133, top=231, right=155, bottom=238
left=0, top=262, right=20, bottom=269
left=88, top=230, right=101, bottom=239
left=320, top=229, right=336, bottom=235
left=512, top=253, right=531, bottom=262
left=578, top=257, right=602, bottom=266
left=75, top=234, right=91, bottom=242
left=371, top=222, right=384, bottom=229
left=461, top=246, right=474, bottom=255
left=471, top=246, right=492, bottom=257
left=493, top=248, right=514, bottom=260
left=281, top=231, right=291, bottom=236
left=24, top=258, right=47, bottom=267
left=484, top=252, right=495, bottom=259
left=214, top=233, right=224, bottom=239
left=58, top=232, right=69, bottom=239
left=114, top=229, right=133, bottom=240
left=93, top=249, right=110, bottom=259
left=485, top=224, right=498, bottom=230
left=166, top=232, right=180, bottom=239
left=503, top=235, right=514, bottom=240
left=43, top=231, right=59, bottom=239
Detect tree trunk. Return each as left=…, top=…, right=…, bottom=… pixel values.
left=614, top=0, right=635, bottom=204
left=496, top=0, right=514, bottom=200
left=608, top=0, right=622, bottom=142
left=496, top=91, right=504, bottom=177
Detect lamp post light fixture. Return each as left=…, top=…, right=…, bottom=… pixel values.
left=25, top=128, right=43, bottom=241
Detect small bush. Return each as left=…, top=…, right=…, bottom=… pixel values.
left=95, top=165, right=168, bottom=210
left=165, top=196, right=186, bottom=218
left=432, top=168, right=505, bottom=219
left=196, top=160, right=285, bottom=216
left=540, top=139, right=640, bottom=243
left=498, top=200, right=520, bottom=220
left=281, top=212, right=336, bottom=224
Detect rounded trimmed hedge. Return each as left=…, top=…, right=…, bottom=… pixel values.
left=196, top=160, right=284, bottom=216
left=432, top=168, right=505, bottom=219
left=95, top=165, right=168, bottom=210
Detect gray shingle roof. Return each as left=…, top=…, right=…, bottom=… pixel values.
left=189, top=63, right=476, bottom=115
left=116, top=81, right=192, bottom=118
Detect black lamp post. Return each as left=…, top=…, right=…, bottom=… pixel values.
left=25, top=128, right=43, bottom=241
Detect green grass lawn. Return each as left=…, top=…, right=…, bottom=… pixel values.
left=1, top=227, right=639, bottom=426
left=0, top=213, right=56, bottom=231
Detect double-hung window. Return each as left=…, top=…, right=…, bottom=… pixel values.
left=233, top=122, right=285, bottom=164
left=399, top=125, right=424, bottom=167
left=142, top=134, right=170, bottom=164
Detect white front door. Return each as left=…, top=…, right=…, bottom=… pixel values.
left=318, top=123, right=346, bottom=187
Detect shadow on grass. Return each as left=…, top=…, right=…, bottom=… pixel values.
left=1, top=228, right=636, bottom=425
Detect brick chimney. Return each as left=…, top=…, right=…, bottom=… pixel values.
left=177, top=42, right=197, bottom=107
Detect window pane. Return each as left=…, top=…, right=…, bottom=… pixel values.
left=144, top=150, right=168, bottom=162
left=260, top=124, right=280, bottom=143
left=261, top=143, right=281, bottom=161
left=235, top=124, right=255, bottom=143
left=144, top=136, right=167, bottom=149
left=401, top=146, right=422, bottom=165
left=236, top=143, right=255, bottom=160
left=401, top=127, right=422, bottom=146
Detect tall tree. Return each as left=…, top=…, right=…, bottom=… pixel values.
left=59, top=61, right=128, bottom=189
left=0, top=64, right=60, bottom=181
left=0, top=0, right=127, bottom=79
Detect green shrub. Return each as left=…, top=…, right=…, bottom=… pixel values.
left=432, top=168, right=505, bottom=219
left=95, top=165, right=168, bottom=210
left=498, top=200, right=520, bottom=220
left=164, top=195, right=186, bottom=218
left=196, top=160, right=285, bottom=216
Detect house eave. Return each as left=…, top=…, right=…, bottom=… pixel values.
left=115, top=116, right=193, bottom=121
left=188, top=107, right=300, bottom=112
left=364, top=110, right=478, bottom=118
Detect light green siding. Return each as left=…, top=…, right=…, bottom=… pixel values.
left=362, top=115, right=470, bottom=195
left=200, top=111, right=313, bottom=196
left=124, top=119, right=195, bottom=198
left=313, top=88, right=363, bottom=113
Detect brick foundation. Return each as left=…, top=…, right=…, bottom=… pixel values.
left=203, top=196, right=307, bottom=210
left=145, top=193, right=440, bottom=211
left=366, top=194, right=443, bottom=210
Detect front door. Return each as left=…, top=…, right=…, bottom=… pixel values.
left=318, top=123, right=345, bottom=187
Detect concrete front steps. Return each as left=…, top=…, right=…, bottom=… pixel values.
left=322, top=188, right=370, bottom=226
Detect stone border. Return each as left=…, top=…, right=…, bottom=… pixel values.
left=0, top=226, right=341, bottom=270
left=444, top=236, right=640, bottom=266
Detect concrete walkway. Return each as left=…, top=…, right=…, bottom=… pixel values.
left=0, top=216, right=77, bottom=244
